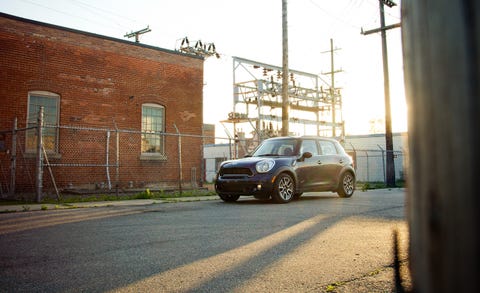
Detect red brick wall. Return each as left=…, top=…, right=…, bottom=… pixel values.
left=0, top=13, right=204, bottom=193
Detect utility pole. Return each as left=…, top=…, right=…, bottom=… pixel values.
left=362, top=0, right=400, bottom=187
left=322, top=39, right=343, bottom=137
left=281, top=0, right=289, bottom=136
left=124, top=26, right=151, bottom=43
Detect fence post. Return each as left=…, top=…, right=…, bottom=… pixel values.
left=377, top=144, right=386, bottom=184
left=35, top=107, right=44, bottom=203
left=173, top=123, right=183, bottom=194
left=228, top=138, right=232, bottom=160
left=9, top=117, right=17, bottom=196
left=106, top=130, right=112, bottom=190
left=115, top=128, right=119, bottom=197
left=365, top=150, right=370, bottom=182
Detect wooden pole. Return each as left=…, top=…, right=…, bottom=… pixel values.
left=402, top=1, right=480, bottom=292
left=379, top=0, right=396, bottom=187
left=281, top=0, right=289, bottom=136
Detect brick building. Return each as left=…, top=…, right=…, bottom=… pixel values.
left=0, top=13, right=205, bottom=196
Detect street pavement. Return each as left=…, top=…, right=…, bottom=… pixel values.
left=0, top=189, right=411, bottom=292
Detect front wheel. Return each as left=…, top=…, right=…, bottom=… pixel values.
left=272, top=173, right=295, bottom=204
left=218, top=194, right=240, bottom=202
left=337, top=172, right=355, bottom=198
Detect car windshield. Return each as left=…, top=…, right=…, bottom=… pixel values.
left=252, top=139, right=298, bottom=157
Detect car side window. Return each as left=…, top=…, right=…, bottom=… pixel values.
left=319, top=140, right=338, bottom=155
left=300, top=140, right=319, bottom=156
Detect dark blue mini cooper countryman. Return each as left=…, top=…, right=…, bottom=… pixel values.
left=215, top=136, right=356, bottom=203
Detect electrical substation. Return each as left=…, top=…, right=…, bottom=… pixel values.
left=223, top=56, right=344, bottom=155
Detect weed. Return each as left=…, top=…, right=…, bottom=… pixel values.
left=326, top=281, right=345, bottom=292
left=361, top=182, right=371, bottom=191
left=41, top=205, right=48, bottom=211
left=134, top=189, right=153, bottom=199
left=22, top=206, right=30, bottom=212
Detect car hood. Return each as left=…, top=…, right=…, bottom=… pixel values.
left=220, top=156, right=294, bottom=169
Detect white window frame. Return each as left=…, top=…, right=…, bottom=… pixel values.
left=141, top=103, right=166, bottom=159
left=26, top=91, right=60, bottom=154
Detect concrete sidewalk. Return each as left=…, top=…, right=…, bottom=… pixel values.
left=0, top=195, right=220, bottom=213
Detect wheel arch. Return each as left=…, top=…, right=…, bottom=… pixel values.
left=338, top=166, right=356, bottom=184
left=272, top=167, right=298, bottom=191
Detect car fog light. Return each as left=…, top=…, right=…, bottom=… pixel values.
left=257, top=184, right=262, bottom=190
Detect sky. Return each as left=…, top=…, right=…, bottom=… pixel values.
left=0, top=0, right=406, bottom=137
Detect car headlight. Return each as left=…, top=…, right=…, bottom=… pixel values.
left=255, top=159, right=275, bottom=173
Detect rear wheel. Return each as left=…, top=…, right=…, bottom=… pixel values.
left=272, top=173, right=295, bottom=203
left=218, top=194, right=240, bottom=202
left=337, top=172, right=355, bottom=198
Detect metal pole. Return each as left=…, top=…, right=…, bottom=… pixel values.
left=173, top=123, right=183, bottom=194
left=42, top=145, right=60, bottom=201
left=378, top=144, right=386, bottom=184
left=106, top=130, right=111, bottom=190
left=116, top=129, right=119, bottom=197
left=330, top=38, right=336, bottom=137
left=366, top=150, right=370, bottom=182
left=379, top=0, right=396, bottom=187
left=281, top=0, right=289, bottom=136
left=35, top=107, right=44, bottom=203
left=10, top=117, right=17, bottom=196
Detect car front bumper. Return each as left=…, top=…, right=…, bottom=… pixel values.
left=214, top=173, right=275, bottom=197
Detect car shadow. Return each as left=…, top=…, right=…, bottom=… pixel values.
left=217, top=192, right=341, bottom=205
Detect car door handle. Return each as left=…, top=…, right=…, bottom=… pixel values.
left=317, top=161, right=322, bottom=165
left=339, top=159, right=344, bottom=164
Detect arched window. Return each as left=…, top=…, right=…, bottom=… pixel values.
left=26, top=91, right=60, bottom=153
left=141, top=103, right=165, bottom=156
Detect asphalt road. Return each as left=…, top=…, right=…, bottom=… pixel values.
left=0, top=189, right=408, bottom=292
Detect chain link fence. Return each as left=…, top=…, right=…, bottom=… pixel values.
left=204, top=142, right=406, bottom=185
left=344, top=148, right=405, bottom=183
left=0, top=114, right=209, bottom=201
left=1, top=112, right=406, bottom=201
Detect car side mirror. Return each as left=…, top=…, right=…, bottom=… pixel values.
left=298, top=151, right=312, bottom=162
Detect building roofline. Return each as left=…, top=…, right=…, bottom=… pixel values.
left=0, top=12, right=204, bottom=61
left=345, top=132, right=407, bottom=139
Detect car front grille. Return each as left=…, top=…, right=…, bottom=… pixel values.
left=219, top=167, right=253, bottom=177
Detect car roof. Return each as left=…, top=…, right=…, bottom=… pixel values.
left=265, top=136, right=339, bottom=143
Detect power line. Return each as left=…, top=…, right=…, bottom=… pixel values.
left=308, top=0, right=363, bottom=31
left=69, top=0, right=139, bottom=31
left=16, top=0, right=129, bottom=33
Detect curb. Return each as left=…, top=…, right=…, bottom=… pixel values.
left=0, top=195, right=220, bottom=213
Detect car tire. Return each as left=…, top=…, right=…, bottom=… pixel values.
left=272, top=173, right=295, bottom=203
left=218, top=194, right=240, bottom=202
left=337, top=171, right=355, bottom=198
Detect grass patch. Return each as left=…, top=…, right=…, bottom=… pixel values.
left=357, top=180, right=405, bottom=191
left=2, top=189, right=217, bottom=206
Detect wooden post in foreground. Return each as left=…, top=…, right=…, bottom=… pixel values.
left=401, top=1, right=480, bottom=292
